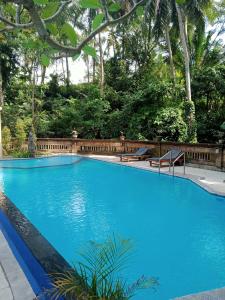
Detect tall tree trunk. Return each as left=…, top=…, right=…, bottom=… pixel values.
left=65, top=55, right=70, bottom=86
left=41, top=65, right=46, bottom=84
left=61, top=58, right=66, bottom=82
left=176, top=4, right=191, bottom=101
left=92, top=38, right=97, bottom=82
left=176, top=4, right=197, bottom=142
left=86, top=56, right=90, bottom=83
left=32, top=67, right=36, bottom=130
left=98, top=33, right=105, bottom=97
left=93, top=57, right=96, bottom=83
left=0, top=61, right=3, bottom=157
left=165, top=27, right=176, bottom=84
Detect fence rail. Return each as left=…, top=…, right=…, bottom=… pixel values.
left=9, top=138, right=225, bottom=171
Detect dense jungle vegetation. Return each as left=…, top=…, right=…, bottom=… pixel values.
left=0, top=0, right=225, bottom=145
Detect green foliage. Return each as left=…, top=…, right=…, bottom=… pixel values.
left=61, top=23, right=78, bottom=46
left=83, top=45, right=97, bottom=57
left=1, top=4, right=225, bottom=145
left=50, top=236, right=158, bottom=299
left=221, top=122, right=225, bottom=132
left=191, top=65, right=225, bottom=142
left=153, top=107, right=187, bottom=142
left=2, top=126, right=11, bottom=154
left=183, top=100, right=197, bottom=143
left=0, top=41, right=18, bottom=89
left=108, top=3, right=121, bottom=12
left=2, top=59, right=225, bottom=143
left=41, top=3, right=59, bottom=18
left=92, top=14, right=105, bottom=30
left=11, top=150, right=31, bottom=158
left=49, top=97, right=110, bottom=138
left=80, top=0, right=102, bottom=9
left=33, top=0, right=49, bottom=4
left=136, top=6, right=144, bottom=17
left=40, top=54, right=50, bottom=67
left=15, top=119, right=26, bottom=150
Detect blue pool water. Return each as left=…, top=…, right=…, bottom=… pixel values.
left=0, top=155, right=225, bottom=299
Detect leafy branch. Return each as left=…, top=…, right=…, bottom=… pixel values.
left=0, top=0, right=146, bottom=57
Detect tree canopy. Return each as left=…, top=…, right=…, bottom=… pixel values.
left=0, top=0, right=224, bottom=151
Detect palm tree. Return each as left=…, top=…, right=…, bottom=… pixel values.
left=176, top=0, right=213, bottom=141
left=150, top=0, right=177, bottom=83
left=98, top=33, right=105, bottom=97
left=146, top=0, right=213, bottom=142
left=190, top=18, right=225, bottom=69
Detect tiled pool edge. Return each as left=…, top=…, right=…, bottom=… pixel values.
left=0, top=192, right=72, bottom=299
left=83, top=155, right=225, bottom=198
left=0, top=230, right=36, bottom=300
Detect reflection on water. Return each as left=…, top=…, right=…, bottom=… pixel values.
left=0, top=156, right=225, bottom=300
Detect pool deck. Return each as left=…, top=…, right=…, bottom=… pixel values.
left=0, top=154, right=225, bottom=300
left=84, top=154, right=225, bottom=197
left=0, top=230, right=36, bottom=300
left=173, top=287, right=225, bottom=299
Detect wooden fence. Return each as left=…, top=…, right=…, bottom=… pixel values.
left=30, top=138, right=224, bottom=171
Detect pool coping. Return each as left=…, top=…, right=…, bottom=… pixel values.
left=1, top=153, right=224, bottom=197
left=0, top=192, right=72, bottom=299
left=3, top=153, right=224, bottom=197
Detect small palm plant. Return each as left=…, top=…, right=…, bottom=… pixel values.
left=49, top=235, right=158, bottom=300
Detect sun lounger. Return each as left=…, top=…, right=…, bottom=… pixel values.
left=119, top=147, right=152, bottom=162
left=147, top=149, right=183, bottom=167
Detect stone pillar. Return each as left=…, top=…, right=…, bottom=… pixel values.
left=28, top=130, right=36, bottom=158
left=215, top=146, right=223, bottom=169
left=71, top=140, right=78, bottom=154
left=71, top=129, right=79, bottom=154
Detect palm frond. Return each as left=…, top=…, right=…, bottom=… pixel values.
left=49, top=235, right=158, bottom=300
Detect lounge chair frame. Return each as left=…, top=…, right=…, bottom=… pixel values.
left=148, top=149, right=185, bottom=174
left=120, top=154, right=151, bottom=162
left=170, top=151, right=186, bottom=175
left=120, top=148, right=152, bottom=162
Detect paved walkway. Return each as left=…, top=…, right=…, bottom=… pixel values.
left=0, top=230, right=36, bottom=300
left=85, top=155, right=225, bottom=197
left=173, top=287, right=225, bottom=299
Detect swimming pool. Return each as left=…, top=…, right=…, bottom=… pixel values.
left=0, top=155, right=225, bottom=299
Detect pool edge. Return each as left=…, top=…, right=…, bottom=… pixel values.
left=1, top=153, right=224, bottom=197
left=0, top=192, right=72, bottom=299
left=81, top=155, right=225, bottom=198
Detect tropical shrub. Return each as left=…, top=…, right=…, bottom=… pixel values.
left=192, top=66, right=225, bottom=142
left=50, top=236, right=158, bottom=300
left=2, top=126, right=12, bottom=154
left=14, top=119, right=26, bottom=150
left=182, top=101, right=197, bottom=143
left=11, top=150, right=31, bottom=158
left=153, top=107, right=187, bottom=142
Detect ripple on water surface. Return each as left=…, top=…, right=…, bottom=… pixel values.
left=0, top=156, right=225, bottom=300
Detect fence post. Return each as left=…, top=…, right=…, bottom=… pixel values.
left=71, top=139, right=77, bottom=153
left=221, top=144, right=224, bottom=170
left=215, top=145, right=223, bottom=169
